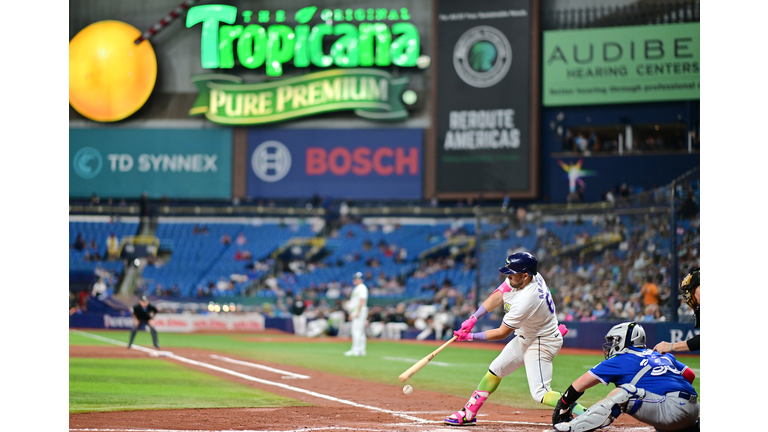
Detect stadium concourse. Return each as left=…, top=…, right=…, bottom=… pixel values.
left=69, top=180, right=699, bottom=340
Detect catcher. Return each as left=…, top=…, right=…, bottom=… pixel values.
left=549, top=322, right=699, bottom=432
left=654, top=267, right=699, bottom=353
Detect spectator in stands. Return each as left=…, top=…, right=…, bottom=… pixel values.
left=221, top=233, right=232, bottom=245
left=92, top=278, right=108, bottom=300
left=384, top=302, right=409, bottom=340
left=236, top=232, right=247, bottom=246
left=74, top=233, right=86, bottom=251
left=640, top=275, right=659, bottom=309
left=69, top=292, right=82, bottom=315
left=106, top=233, right=119, bottom=260
left=88, top=239, right=101, bottom=260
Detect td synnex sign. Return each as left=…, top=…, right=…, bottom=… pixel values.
left=247, top=129, right=422, bottom=199
left=70, top=129, right=233, bottom=199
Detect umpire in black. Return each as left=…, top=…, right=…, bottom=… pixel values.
left=127, top=295, right=160, bottom=349
left=654, top=267, right=700, bottom=353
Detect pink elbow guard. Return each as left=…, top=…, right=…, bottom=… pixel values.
left=493, top=281, right=512, bottom=295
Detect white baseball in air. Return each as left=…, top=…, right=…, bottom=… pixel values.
left=403, top=385, right=413, bottom=395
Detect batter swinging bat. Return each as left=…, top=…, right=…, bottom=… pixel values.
left=398, top=336, right=457, bottom=382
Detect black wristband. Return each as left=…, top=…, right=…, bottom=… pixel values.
left=561, top=385, right=584, bottom=405
left=686, top=334, right=700, bottom=351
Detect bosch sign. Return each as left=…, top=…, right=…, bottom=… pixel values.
left=306, top=146, right=418, bottom=176
left=247, top=129, right=422, bottom=199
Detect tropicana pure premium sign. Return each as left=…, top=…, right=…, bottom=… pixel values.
left=186, top=4, right=422, bottom=124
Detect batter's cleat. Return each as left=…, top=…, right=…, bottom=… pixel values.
left=444, top=408, right=477, bottom=426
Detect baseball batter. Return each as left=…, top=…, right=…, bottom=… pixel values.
left=444, top=252, right=583, bottom=426
left=344, top=272, right=368, bottom=357
left=549, top=322, right=699, bottom=432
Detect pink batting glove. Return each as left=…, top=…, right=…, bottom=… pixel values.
left=459, top=315, right=477, bottom=333
left=453, top=330, right=473, bottom=341
left=558, top=324, right=569, bottom=337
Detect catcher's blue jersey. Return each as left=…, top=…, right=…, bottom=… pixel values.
left=588, top=348, right=697, bottom=396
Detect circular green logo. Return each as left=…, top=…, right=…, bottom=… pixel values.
left=469, top=41, right=497, bottom=72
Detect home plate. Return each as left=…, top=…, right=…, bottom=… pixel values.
left=149, top=351, right=173, bottom=357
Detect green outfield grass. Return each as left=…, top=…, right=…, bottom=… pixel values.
left=70, top=330, right=700, bottom=412
left=69, top=358, right=309, bottom=413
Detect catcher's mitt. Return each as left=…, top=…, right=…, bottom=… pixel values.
left=552, top=398, right=575, bottom=425
left=680, top=267, right=700, bottom=309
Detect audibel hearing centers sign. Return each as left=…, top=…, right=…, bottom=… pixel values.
left=543, top=23, right=700, bottom=106
left=247, top=129, right=422, bottom=199
left=186, top=4, right=423, bottom=124
left=70, top=129, right=233, bottom=199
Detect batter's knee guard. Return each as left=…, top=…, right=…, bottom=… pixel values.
left=553, top=385, right=645, bottom=432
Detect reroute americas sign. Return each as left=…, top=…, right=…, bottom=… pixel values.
left=186, top=4, right=423, bottom=124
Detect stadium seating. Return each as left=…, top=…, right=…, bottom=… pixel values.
left=142, top=220, right=315, bottom=297
left=69, top=218, right=140, bottom=279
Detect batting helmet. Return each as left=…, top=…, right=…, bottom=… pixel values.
left=602, top=322, right=646, bottom=359
left=498, top=252, right=538, bottom=276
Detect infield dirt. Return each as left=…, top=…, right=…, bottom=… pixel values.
left=69, top=344, right=649, bottom=432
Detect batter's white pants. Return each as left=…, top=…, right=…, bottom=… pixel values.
left=292, top=314, right=307, bottom=336
left=489, top=331, right=563, bottom=402
left=349, top=314, right=367, bottom=355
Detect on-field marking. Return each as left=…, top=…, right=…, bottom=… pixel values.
left=383, top=356, right=450, bottom=367
left=70, top=330, right=552, bottom=428
left=70, top=428, right=392, bottom=432
left=209, top=354, right=310, bottom=379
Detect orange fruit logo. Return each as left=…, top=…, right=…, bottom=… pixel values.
left=69, top=21, right=157, bottom=122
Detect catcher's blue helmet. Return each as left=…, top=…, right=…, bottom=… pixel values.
left=499, top=252, right=538, bottom=276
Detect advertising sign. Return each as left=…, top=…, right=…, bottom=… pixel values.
left=543, top=23, right=700, bottom=106
left=70, top=129, right=232, bottom=199
left=190, top=69, right=410, bottom=124
left=247, top=129, right=422, bottom=199
left=545, top=154, right=700, bottom=203
left=186, top=4, right=423, bottom=124
left=435, top=0, right=536, bottom=197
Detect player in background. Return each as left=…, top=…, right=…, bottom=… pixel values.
left=290, top=293, right=307, bottom=337
left=127, top=295, right=160, bottom=349
left=344, top=272, right=368, bottom=357
left=444, top=252, right=584, bottom=426
left=654, top=268, right=699, bottom=354
left=549, top=322, right=699, bottom=432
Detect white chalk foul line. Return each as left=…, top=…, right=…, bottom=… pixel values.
left=71, top=331, right=429, bottom=424
left=209, top=354, right=310, bottom=379
left=70, top=428, right=391, bottom=432
left=70, top=331, right=552, bottom=428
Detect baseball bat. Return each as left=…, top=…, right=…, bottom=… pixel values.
left=398, top=336, right=457, bottom=382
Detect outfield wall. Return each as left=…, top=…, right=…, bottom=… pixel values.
left=70, top=314, right=697, bottom=353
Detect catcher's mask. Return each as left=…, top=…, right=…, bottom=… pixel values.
left=602, top=322, right=646, bottom=359
left=680, top=267, right=700, bottom=309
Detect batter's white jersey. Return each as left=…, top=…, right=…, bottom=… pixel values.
left=489, top=272, right=562, bottom=402
left=501, top=273, right=559, bottom=338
